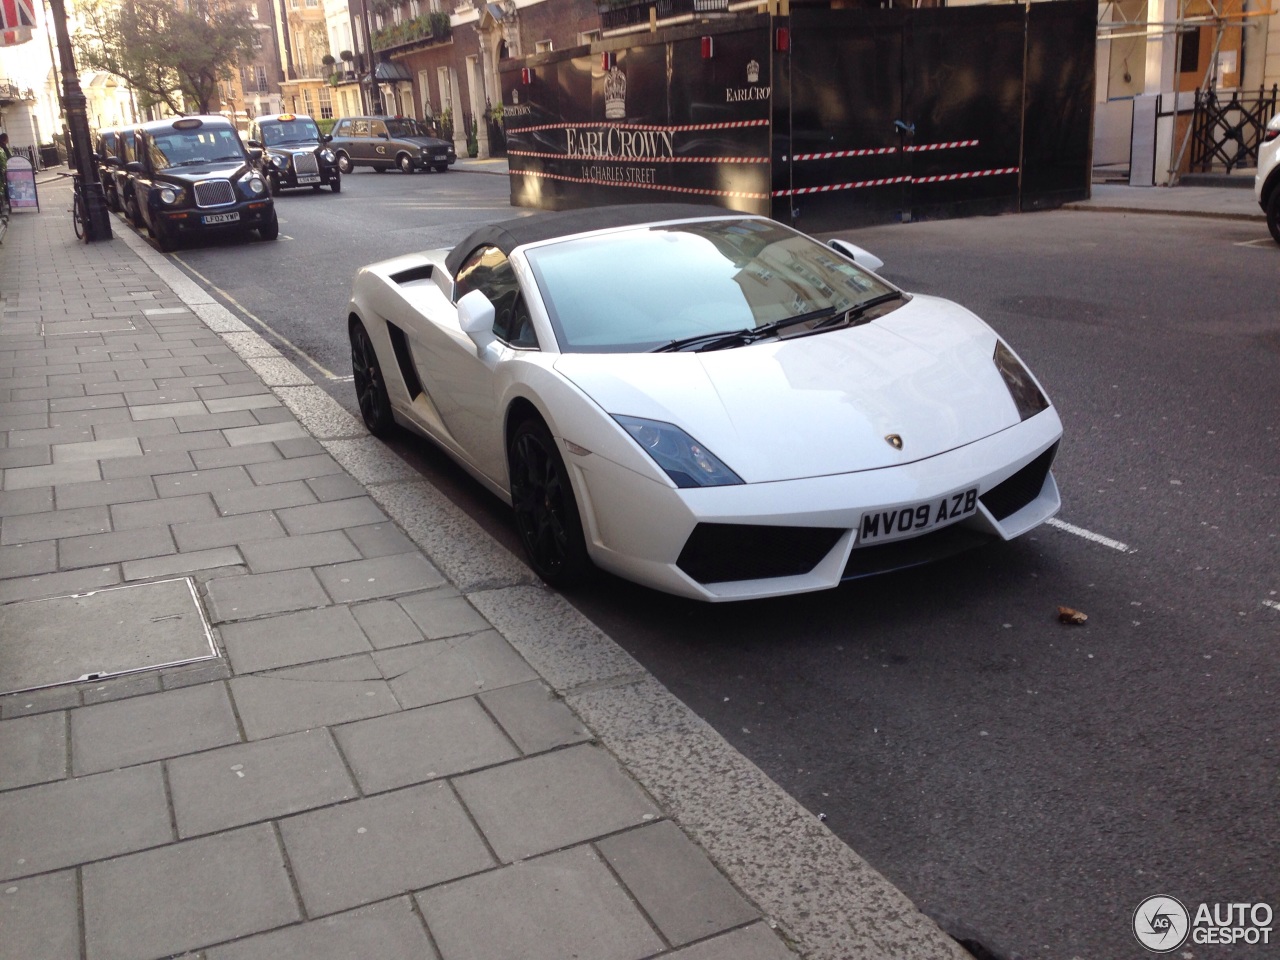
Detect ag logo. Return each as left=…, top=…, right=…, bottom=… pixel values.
left=1133, top=895, right=1190, bottom=953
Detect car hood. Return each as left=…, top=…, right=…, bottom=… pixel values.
left=159, top=161, right=250, bottom=182
left=266, top=142, right=323, bottom=155
left=552, top=295, right=1029, bottom=483
left=402, top=136, right=453, bottom=150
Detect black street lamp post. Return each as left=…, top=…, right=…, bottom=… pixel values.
left=47, top=0, right=112, bottom=240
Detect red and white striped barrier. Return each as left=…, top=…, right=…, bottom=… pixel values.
left=509, top=119, right=771, bottom=134
left=904, top=140, right=980, bottom=153
left=510, top=168, right=770, bottom=200
left=507, top=150, right=768, bottom=164
left=789, top=147, right=897, bottom=161
left=912, top=167, right=1018, bottom=183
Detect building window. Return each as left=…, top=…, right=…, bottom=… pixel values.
left=1179, top=28, right=1200, bottom=74
left=256, top=65, right=268, bottom=92
left=303, top=88, right=313, bottom=115
left=319, top=86, right=333, bottom=119
left=577, top=30, right=601, bottom=46
left=535, top=40, right=552, bottom=53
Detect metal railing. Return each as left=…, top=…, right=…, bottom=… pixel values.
left=598, top=0, right=729, bottom=31
left=1189, top=85, right=1279, bottom=173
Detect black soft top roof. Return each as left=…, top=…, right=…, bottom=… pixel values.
left=444, top=203, right=744, bottom=276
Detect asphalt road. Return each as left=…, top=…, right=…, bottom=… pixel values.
left=146, top=172, right=1279, bottom=960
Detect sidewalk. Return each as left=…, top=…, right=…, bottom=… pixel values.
left=0, top=184, right=973, bottom=957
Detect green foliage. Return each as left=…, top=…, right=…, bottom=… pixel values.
left=439, top=107, right=454, bottom=142
left=317, top=117, right=337, bottom=135
left=372, top=11, right=451, bottom=52
left=73, top=0, right=258, bottom=115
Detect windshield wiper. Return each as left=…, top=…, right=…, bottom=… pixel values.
left=173, top=159, right=210, bottom=166
left=809, top=291, right=907, bottom=331
left=651, top=307, right=839, bottom=354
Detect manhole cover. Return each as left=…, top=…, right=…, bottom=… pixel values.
left=0, top=578, right=219, bottom=696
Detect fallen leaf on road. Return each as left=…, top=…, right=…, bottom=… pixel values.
left=1057, top=606, right=1088, bottom=625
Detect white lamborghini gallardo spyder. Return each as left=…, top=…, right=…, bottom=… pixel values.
left=346, top=204, right=1062, bottom=601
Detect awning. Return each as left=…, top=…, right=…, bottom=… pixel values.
left=372, top=60, right=412, bottom=83
left=0, top=0, right=35, bottom=46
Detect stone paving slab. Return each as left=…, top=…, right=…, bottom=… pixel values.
left=279, top=781, right=495, bottom=917
left=417, top=846, right=665, bottom=960
left=0, top=869, right=81, bottom=960
left=205, top=897, right=439, bottom=960
left=167, top=727, right=357, bottom=838
left=81, top=823, right=300, bottom=960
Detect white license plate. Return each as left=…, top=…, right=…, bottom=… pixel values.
left=297, top=175, right=320, bottom=184
left=202, top=212, right=240, bottom=224
left=433, top=154, right=446, bottom=161
left=857, top=487, right=979, bottom=545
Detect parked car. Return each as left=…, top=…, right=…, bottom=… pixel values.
left=1256, top=112, right=1280, bottom=243
left=246, top=113, right=341, bottom=194
left=123, top=115, right=277, bottom=252
left=93, top=127, right=123, bottom=212
left=346, top=205, right=1064, bottom=600
left=328, top=116, right=456, bottom=174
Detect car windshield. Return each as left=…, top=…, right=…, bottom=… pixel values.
left=385, top=119, right=436, bottom=139
left=259, top=118, right=321, bottom=145
left=525, top=219, right=900, bottom=353
left=153, top=128, right=244, bottom=168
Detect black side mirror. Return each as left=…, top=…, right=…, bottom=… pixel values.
left=322, top=134, right=332, bottom=143
left=125, top=160, right=144, bottom=174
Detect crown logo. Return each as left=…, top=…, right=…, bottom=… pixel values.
left=746, top=59, right=760, bottom=83
left=604, top=65, right=627, bottom=119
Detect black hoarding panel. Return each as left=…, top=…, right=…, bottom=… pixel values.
left=783, top=9, right=906, bottom=231
left=903, top=6, right=1024, bottom=221
left=1022, top=0, right=1095, bottom=210
left=503, top=23, right=772, bottom=214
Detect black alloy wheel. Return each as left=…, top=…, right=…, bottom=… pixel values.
left=508, top=419, right=590, bottom=587
left=350, top=322, right=395, bottom=437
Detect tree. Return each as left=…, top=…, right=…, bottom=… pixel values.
left=74, top=0, right=259, bottom=115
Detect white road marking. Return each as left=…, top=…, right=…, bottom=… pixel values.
left=1046, top=517, right=1133, bottom=553
left=1235, top=238, right=1276, bottom=249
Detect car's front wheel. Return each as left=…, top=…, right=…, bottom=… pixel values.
left=398, top=154, right=415, bottom=174
left=508, top=418, right=590, bottom=587
left=336, top=152, right=353, bottom=174
left=268, top=174, right=282, bottom=196
left=434, top=164, right=449, bottom=173
left=1267, top=190, right=1280, bottom=244
left=330, top=177, right=341, bottom=193
left=350, top=321, right=395, bottom=437
left=258, top=211, right=279, bottom=241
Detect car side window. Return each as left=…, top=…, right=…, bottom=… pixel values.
left=454, top=246, right=538, bottom=348
left=333, top=120, right=350, bottom=136
left=371, top=121, right=387, bottom=138
left=353, top=119, right=370, bottom=137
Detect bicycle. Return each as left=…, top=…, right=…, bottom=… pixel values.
left=71, top=172, right=86, bottom=240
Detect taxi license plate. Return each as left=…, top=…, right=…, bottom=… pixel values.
left=857, top=487, right=979, bottom=545
left=202, top=212, right=240, bottom=225
left=433, top=154, right=446, bottom=161
left=297, top=175, right=320, bottom=184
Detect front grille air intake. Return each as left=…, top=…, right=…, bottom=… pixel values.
left=980, top=442, right=1058, bottom=521
left=293, top=152, right=319, bottom=174
left=677, top=524, right=842, bottom=584
left=193, top=179, right=235, bottom=207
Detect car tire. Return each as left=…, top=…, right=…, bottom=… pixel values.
left=258, top=211, right=279, bottom=241
left=508, top=418, right=591, bottom=588
left=125, top=194, right=143, bottom=229
left=434, top=164, right=449, bottom=173
left=350, top=321, right=395, bottom=438
left=268, top=174, right=281, bottom=197
left=336, top=152, right=353, bottom=174
left=398, top=154, right=415, bottom=174
left=373, top=165, right=387, bottom=173
left=330, top=177, right=341, bottom=193
left=153, top=221, right=176, bottom=252
left=1268, top=190, right=1280, bottom=244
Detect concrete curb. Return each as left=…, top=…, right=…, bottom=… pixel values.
left=112, top=218, right=971, bottom=960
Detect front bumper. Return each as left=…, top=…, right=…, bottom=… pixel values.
left=569, top=408, right=1064, bottom=601
left=157, top=199, right=274, bottom=236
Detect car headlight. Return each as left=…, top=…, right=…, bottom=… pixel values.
left=613, top=415, right=743, bottom=488
left=246, top=175, right=266, bottom=195
left=993, top=341, right=1049, bottom=420
left=158, top=187, right=180, bottom=205
left=320, top=149, right=335, bottom=162
left=270, top=155, right=287, bottom=168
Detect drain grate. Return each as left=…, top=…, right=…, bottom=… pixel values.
left=0, top=578, right=219, bottom=696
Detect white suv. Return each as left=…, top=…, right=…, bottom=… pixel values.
left=1256, top=112, right=1280, bottom=243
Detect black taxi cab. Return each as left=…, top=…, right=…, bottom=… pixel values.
left=124, top=115, right=277, bottom=251
left=246, top=113, right=341, bottom=194
left=327, top=116, right=456, bottom=174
